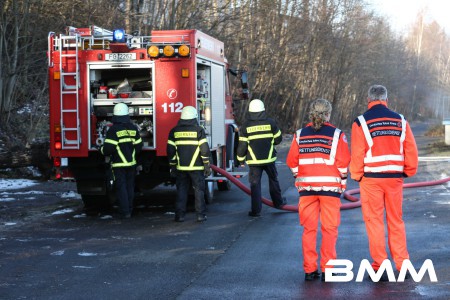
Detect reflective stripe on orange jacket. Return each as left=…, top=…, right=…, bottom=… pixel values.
left=286, top=122, right=350, bottom=197
left=350, top=101, right=418, bottom=181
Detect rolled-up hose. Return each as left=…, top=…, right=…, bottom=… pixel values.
left=210, top=164, right=450, bottom=211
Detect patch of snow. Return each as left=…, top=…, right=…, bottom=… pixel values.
left=51, top=250, right=65, bottom=256
left=73, top=213, right=87, bottom=218
left=434, top=200, right=450, bottom=205
left=17, top=105, right=32, bottom=114
left=0, top=179, right=38, bottom=190
left=0, top=198, right=15, bottom=202
left=78, top=252, right=98, bottom=257
left=26, top=166, right=42, bottom=178
left=1, top=191, right=44, bottom=195
left=60, top=191, right=81, bottom=199
left=51, top=208, right=74, bottom=215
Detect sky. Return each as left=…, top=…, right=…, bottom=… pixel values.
left=368, top=0, right=450, bottom=34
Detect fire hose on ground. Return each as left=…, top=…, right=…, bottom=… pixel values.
left=210, top=157, right=450, bottom=211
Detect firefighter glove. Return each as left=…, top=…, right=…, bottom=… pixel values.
left=204, top=163, right=212, bottom=177
left=170, top=166, right=178, bottom=178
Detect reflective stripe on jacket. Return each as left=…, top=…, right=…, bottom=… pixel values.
left=286, top=122, right=350, bottom=195
left=359, top=114, right=406, bottom=173
left=167, top=118, right=211, bottom=171
left=101, top=119, right=143, bottom=168
left=349, top=101, right=419, bottom=181
left=236, top=111, right=282, bottom=166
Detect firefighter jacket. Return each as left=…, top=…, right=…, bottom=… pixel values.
left=236, top=111, right=282, bottom=166
left=167, top=118, right=211, bottom=171
left=101, top=115, right=143, bottom=168
left=349, top=101, right=418, bottom=181
left=286, top=122, right=350, bottom=197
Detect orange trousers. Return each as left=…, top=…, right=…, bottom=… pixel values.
left=299, top=195, right=341, bottom=273
left=359, top=177, right=409, bottom=271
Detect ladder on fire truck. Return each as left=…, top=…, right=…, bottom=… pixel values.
left=50, top=26, right=115, bottom=149
left=55, top=32, right=81, bottom=149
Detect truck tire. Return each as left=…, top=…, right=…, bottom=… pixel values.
left=81, top=195, right=108, bottom=215
left=217, top=180, right=231, bottom=191
left=81, top=190, right=115, bottom=215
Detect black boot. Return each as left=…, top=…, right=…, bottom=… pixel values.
left=305, top=270, right=320, bottom=281
left=197, top=214, right=207, bottom=222
left=175, top=214, right=185, bottom=222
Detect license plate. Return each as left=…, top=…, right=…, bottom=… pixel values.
left=105, top=53, right=136, bottom=61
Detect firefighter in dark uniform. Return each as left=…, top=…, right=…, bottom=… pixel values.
left=100, top=103, right=142, bottom=218
left=237, top=99, right=286, bottom=217
left=167, top=106, right=212, bottom=222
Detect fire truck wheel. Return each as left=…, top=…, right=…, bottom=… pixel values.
left=82, top=195, right=113, bottom=215
left=205, top=181, right=214, bottom=204
left=217, top=180, right=231, bottom=191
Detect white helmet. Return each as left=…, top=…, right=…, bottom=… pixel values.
left=180, top=106, right=198, bottom=120
left=248, top=99, right=265, bottom=112
left=113, top=103, right=129, bottom=116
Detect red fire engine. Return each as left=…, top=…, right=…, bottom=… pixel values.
left=47, top=26, right=248, bottom=207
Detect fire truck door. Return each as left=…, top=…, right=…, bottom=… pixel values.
left=210, top=63, right=226, bottom=147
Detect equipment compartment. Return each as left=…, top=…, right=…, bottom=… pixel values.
left=88, top=65, right=155, bottom=149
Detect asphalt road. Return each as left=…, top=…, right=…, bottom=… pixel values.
left=0, top=121, right=449, bottom=300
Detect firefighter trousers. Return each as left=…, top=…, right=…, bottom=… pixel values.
left=248, top=163, right=284, bottom=214
left=175, top=170, right=206, bottom=217
left=359, top=177, right=409, bottom=271
left=113, top=166, right=136, bottom=217
left=299, top=194, right=341, bottom=273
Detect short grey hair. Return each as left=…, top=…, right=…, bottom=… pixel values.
left=368, top=85, right=388, bottom=102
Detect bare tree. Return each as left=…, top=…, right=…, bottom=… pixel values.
left=2, top=0, right=450, bottom=167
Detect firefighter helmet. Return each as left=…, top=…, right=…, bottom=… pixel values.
left=113, top=103, right=129, bottom=116
left=180, top=106, right=198, bottom=120
left=248, top=99, right=265, bottom=112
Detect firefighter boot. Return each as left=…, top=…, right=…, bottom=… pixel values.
left=197, top=214, right=207, bottom=222
left=175, top=213, right=185, bottom=222
left=305, top=270, right=321, bottom=281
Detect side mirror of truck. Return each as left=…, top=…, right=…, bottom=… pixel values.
left=240, top=71, right=249, bottom=99
left=228, top=68, right=250, bottom=100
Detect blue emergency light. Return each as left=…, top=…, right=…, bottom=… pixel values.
left=113, top=29, right=126, bottom=42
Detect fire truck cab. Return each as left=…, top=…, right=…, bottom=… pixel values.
left=47, top=26, right=248, bottom=207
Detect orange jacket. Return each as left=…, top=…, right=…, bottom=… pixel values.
left=350, top=101, right=418, bottom=181
left=286, top=122, right=350, bottom=197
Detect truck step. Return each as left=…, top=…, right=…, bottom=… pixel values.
left=225, top=171, right=247, bottom=178
left=206, top=172, right=248, bottom=182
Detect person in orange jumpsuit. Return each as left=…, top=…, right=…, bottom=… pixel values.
left=286, top=99, right=350, bottom=281
left=350, top=85, right=418, bottom=280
